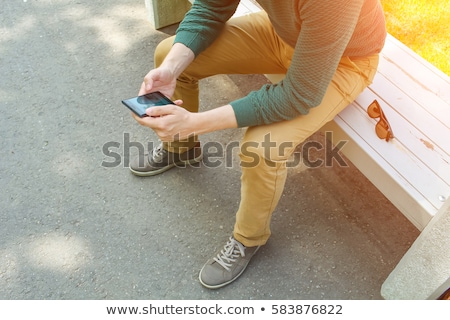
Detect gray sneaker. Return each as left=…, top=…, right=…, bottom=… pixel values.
left=129, top=142, right=202, bottom=176
left=199, top=236, right=260, bottom=289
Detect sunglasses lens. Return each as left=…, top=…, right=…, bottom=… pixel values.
left=367, top=101, right=381, bottom=118
left=375, top=122, right=388, bottom=139
left=375, top=120, right=393, bottom=141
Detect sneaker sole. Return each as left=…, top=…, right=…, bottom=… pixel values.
left=129, top=153, right=203, bottom=177
left=198, top=246, right=260, bottom=289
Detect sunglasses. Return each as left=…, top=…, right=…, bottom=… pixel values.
left=367, top=100, right=394, bottom=142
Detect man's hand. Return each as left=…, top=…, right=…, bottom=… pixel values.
left=139, top=67, right=177, bottom=98
left=131, top=100, right=197, bottom=142
left=138, top=42, right=196, bottom=97
left=132, top=103, right=239, bottom=142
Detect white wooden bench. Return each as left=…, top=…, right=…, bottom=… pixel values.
left=318, top=35, right=450, bottom=300
left=145, top=0, right=450, bottom=299
left=322, top=34, right=450, bottom=231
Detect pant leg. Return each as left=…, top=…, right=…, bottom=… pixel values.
left=233, top=55, right=380, bottom=247
left=153, top=11, right=293, bottom=152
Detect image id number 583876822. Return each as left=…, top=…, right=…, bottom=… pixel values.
left=271, top=304, right=343, bottom=315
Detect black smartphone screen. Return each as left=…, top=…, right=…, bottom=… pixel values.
left=122, top=91, right=174, bottom=117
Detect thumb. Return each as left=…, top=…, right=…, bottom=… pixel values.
left=145, top=105, right=174, bottom=117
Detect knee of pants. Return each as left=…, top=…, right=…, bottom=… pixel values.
left=154, top=36, right=175, bottom=67
left=239, top=123, right=297, bottom=165
left=239, top=132, right=296, bottom=168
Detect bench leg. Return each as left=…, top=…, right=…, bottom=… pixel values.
left=145, top=0, right=191, bottom=29
left=381, top=198, right=450, bottom=299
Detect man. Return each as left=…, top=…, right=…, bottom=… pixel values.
left=130, top=0, right=386, bottom=289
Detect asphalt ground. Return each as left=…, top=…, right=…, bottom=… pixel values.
left=0, top=0, right=420, bottom=300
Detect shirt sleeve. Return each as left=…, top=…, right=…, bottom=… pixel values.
left=230, top=0, right=366, bottom=127
left=174, top=0, right=240, bottom=57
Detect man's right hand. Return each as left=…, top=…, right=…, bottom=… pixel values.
left=139, top=67, right=177, bottom=98
left=138, top=43, right=195, bottom=98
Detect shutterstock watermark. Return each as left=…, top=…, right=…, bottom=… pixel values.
left=101, top=132, right=349, bottom=169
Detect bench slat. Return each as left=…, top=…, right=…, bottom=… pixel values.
left=380, top=35, right=450, bottom=106
left=234, top=0, right=261, bottom=15
left=377, top=59, right=450, bottom=129
left=378, top=37, right=450, bottom=132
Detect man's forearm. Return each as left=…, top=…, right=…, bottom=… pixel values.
left=160, top=42, right=195, bottom=79
left=192, top=104, right=238, bottom=136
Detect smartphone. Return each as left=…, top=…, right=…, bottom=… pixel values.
left=122, top=91, right=174, bottom=118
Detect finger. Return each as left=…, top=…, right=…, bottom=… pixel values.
left=145, top=105, right=175, bottom=117
left=173, top=99, right=183, bottom=106
left=131, top=112, right=145, bottom=125
left=132, top=112, right=163, bottom=130
left=138, top=81, right=148, bottom=96
left=145, top=80, right=153, bottom=92
left=144, top=71, right=158, bottom=92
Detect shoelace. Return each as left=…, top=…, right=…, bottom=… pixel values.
left=213, top=237, right=246, bottom=272
left=151, top=143, right=167, bottom=162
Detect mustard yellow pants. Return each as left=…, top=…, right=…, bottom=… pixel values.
left=154, top=11, right=379, bottom=247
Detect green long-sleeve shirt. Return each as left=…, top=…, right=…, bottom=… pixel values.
left=174, top=0, right=386, bottom=127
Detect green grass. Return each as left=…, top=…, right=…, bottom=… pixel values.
left=381, top=0, right=450, bottom=75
